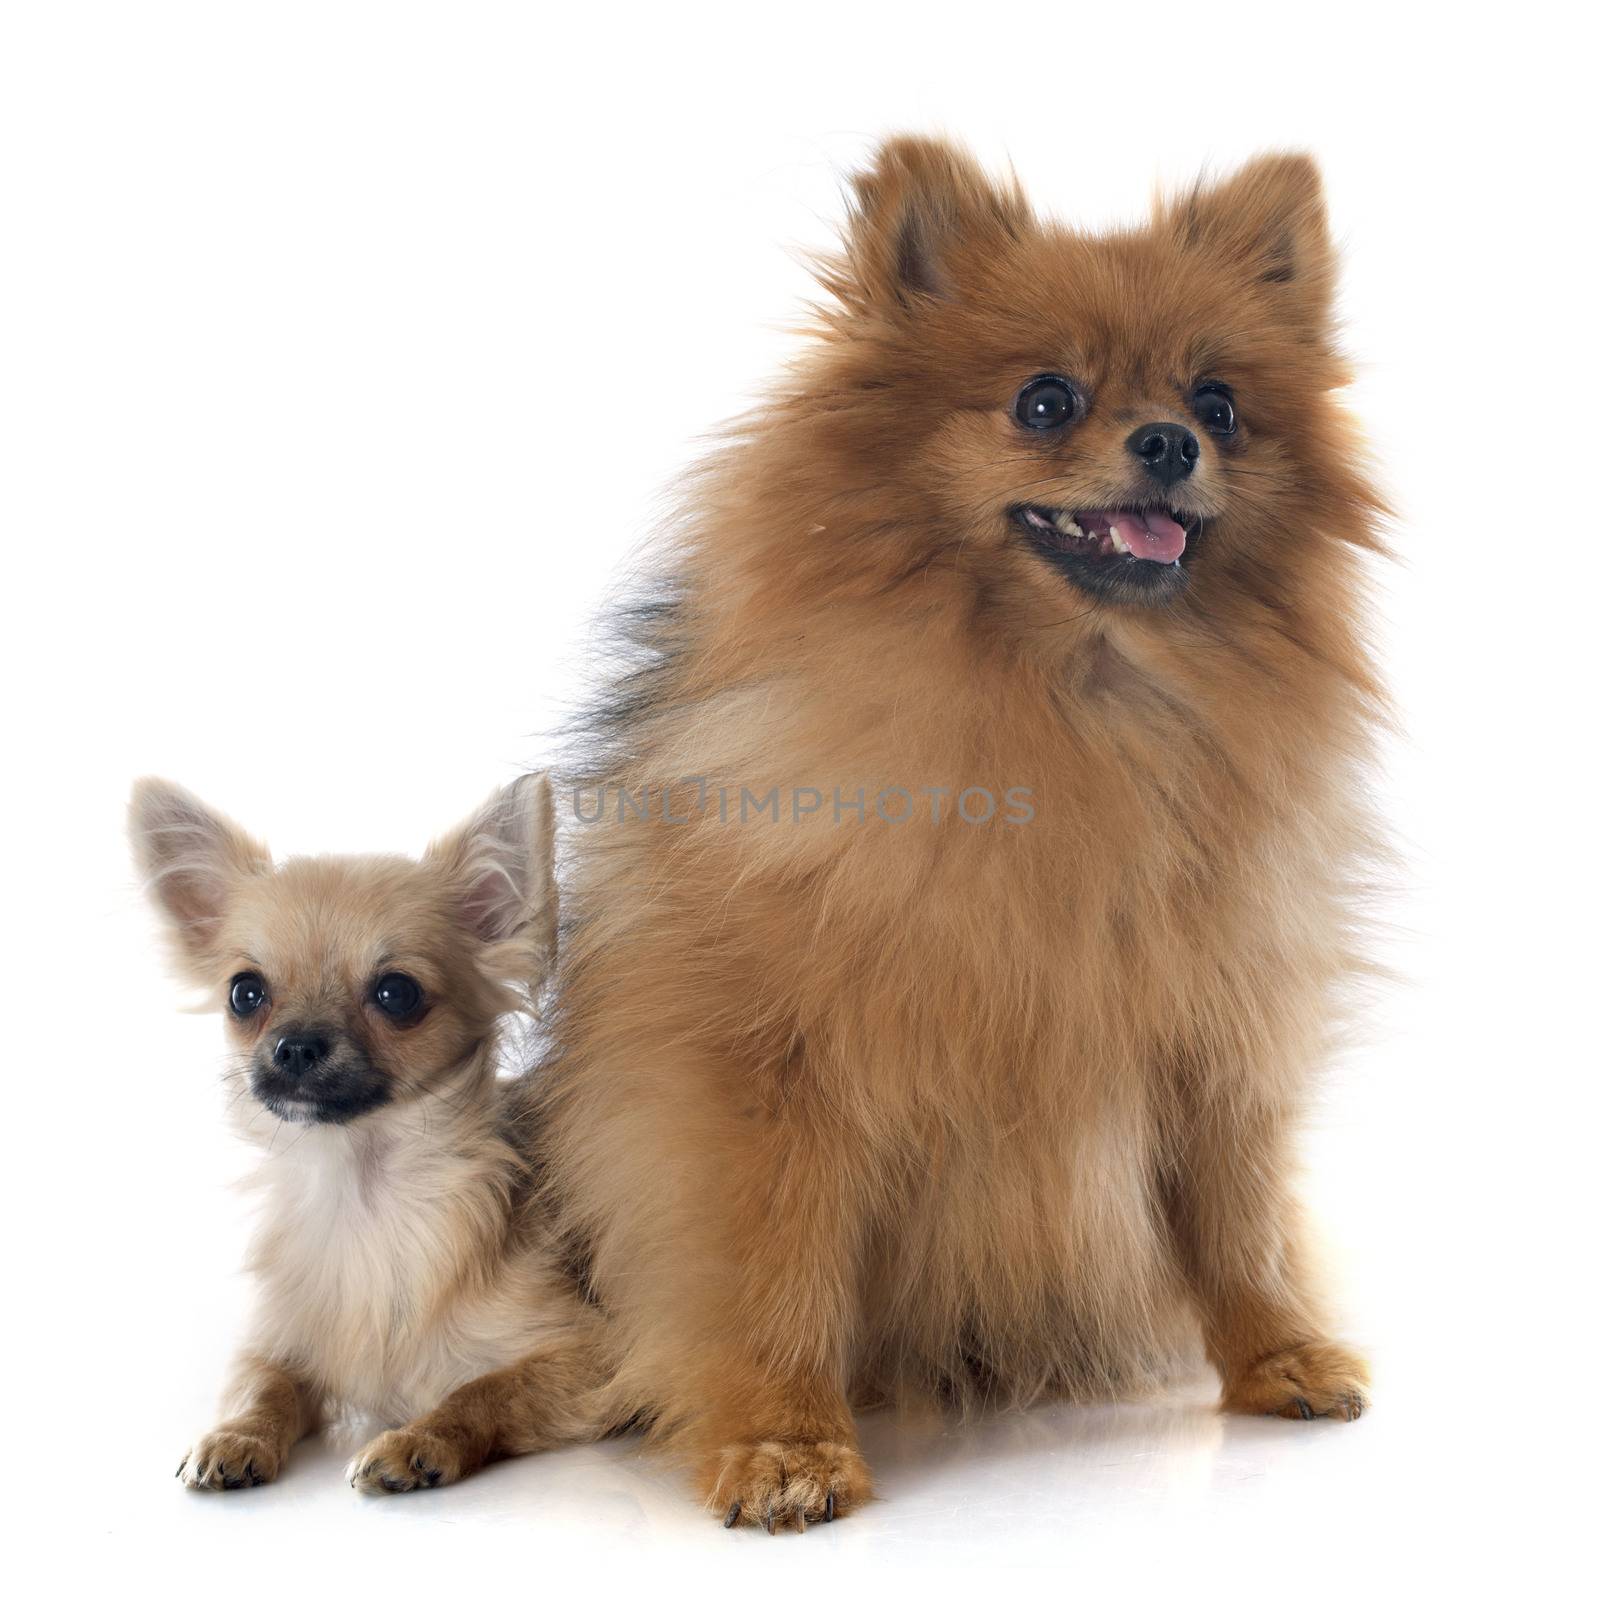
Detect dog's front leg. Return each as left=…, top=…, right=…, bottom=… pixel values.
left=178, top=1353, right=321, bottom=1489
left=668, top=1108, right=873, bottom=1534
left=348, top=1331, right=609, bottom=1494
left=568, top=1066, right=873, bottom=1532
left=692, top=1359, right=870, bottom=1534
left=1160, top=1057, right=1369, bottom=1422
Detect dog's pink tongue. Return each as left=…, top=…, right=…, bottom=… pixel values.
left=1110, top=510, right=1186, bottom=564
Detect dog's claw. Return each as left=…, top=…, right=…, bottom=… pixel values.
left=1293, top=1397, right=1314, bottom=1420
left=714, top=1440, right=862, bottom=1531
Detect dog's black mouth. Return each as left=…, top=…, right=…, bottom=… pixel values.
left=1010, top=503, right=1203, bottom=607
left=250, top=1063, right=391, bottom=1126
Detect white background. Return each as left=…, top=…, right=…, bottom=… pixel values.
left=3, top=3, right=1593, bottom=1594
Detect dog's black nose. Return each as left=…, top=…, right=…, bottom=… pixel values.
left=273, top=1034, right=329, bottom=1076
left=1126, top=422, right=1200, bottom=487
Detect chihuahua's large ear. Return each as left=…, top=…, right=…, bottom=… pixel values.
left=427, top=773, right=558, bottom=977
left=1159, top=153, right=1336, bottom=335
left=830, top=135, right=1032, bottom=314
left=129, top=778, right=271, bottom=975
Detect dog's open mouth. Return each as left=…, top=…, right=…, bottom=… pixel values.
left=1014, top=504, right=1195, bottom=563
left=1011, top=503, right=1200, bottom=605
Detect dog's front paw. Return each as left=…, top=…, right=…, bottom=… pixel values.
left=348, top=1426, right=465, bottom=1494
left=707, top=1438, right=872, bottom=1533
left=1221, top=1338, right=1370, bottom=1421
left=177, top=1428, right=279, bottom=1490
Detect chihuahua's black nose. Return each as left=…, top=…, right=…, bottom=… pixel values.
left=1126, top=422, right=1200, bottom=487
left=273, top=1033, right=330, bottom=1076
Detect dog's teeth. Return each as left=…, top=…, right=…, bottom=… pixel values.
left=1109, top=525, right=1131, bottom=556
left=1058, top=517, right=1084, bottom=539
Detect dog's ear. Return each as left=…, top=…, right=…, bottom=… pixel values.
left=129, top=778, right=270, bottom=976
left=1159, top=153, right=1335, bottom=335
left=427, top=773, right=558, bottom=978
left=831, top=134, right=1032, bottom=314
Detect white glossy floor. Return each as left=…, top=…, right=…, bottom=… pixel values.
left=56, top=1339, right=1569, bottom=1595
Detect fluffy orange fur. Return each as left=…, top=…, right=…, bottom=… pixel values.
left=534, top=137, right=1384, bottom=1530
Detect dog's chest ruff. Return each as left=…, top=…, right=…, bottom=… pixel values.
left=248, top=1118, right=544, bottom=1423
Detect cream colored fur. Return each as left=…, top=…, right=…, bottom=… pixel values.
left=131, top=775, right=612, bottom=1494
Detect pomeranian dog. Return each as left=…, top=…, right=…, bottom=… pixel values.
left=539, top=137, right=1382, bottom=1530
left=131, top=775, right=611, bottom=1492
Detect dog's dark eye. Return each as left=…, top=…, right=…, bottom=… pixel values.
left=372, top=972, right=423, bottom=1021
left=1193, top=383, right=1237, bottom=436
left=1013, top=375, right=1079, bottom=431
left=228, top=972, right=267, bottom=1018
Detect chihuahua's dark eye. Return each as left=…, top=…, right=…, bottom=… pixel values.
left=1013, top=375, right=1079, bottom=431
left=1193, top=383, right=1237, bottom=436
left=228, top=973, right=267, bottom=1018
left=372, top=972, right=423, bottom=1021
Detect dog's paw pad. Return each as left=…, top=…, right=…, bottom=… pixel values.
left=708, top=1439, right=871, bottom=1532
left=1222, top=1339, right=1370, bottom=1422
left=348, top=1427, right=461, bottom=1494
left=178, top=1428, right=277, bottom=1490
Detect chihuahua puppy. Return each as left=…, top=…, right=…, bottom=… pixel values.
left=131, top=774, right=609, bottom=1493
